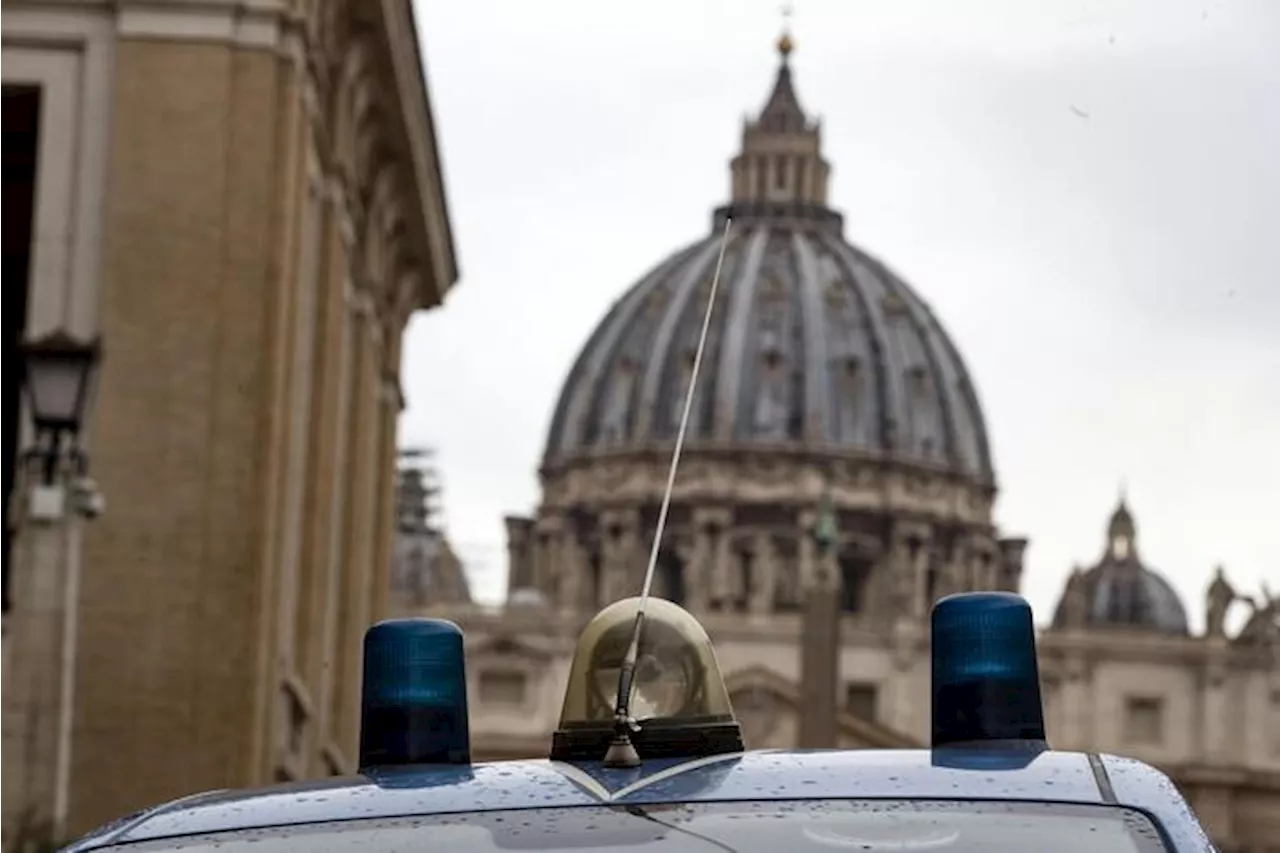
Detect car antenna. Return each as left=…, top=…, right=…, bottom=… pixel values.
left=602, top=217, right=734, bottom=769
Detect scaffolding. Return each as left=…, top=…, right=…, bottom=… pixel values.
left=392, top=447, right=471, bottom=607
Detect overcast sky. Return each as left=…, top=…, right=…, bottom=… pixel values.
left=403, top=0, right=1279, bottom=629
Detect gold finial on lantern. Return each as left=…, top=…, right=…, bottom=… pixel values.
left=777, top=3, right=795, bottom=58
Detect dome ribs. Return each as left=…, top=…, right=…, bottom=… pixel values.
left=853, top=246, right=965, bottom=476
left=630, top=238, right=730, bottom=444
left=792, top=231, right=831, bottom=444
left=712, top=229, right=770, bottom=442
left=549, top=244, right=698, bottom=458
left=818, top=231, right=901, bottom=460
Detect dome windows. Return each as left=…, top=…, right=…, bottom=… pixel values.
left=881, top=291, right=908, bottom=318
left=906, top=365, right=930, bottom=399
left=600, top=357, right=637, bottom=445
left=753, top=367, right=790, bottom=439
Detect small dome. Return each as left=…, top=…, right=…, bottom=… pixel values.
left=1053, top=498, right=1189, bottom=635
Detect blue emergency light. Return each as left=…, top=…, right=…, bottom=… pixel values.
left=358, top=618, right=471, bottom=770
left=930, top=591, right=1047, bottom=749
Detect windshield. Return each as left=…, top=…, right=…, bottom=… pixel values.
left=108, top=800, right=1169, bottom=852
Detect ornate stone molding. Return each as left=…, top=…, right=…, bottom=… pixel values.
left=541, top=450, right=993, bottom=525
left=723, top=665, right=920, bottom=749
left=294, top=0, right=457, bottom=327
left=1040, top=628, right=1275, bottom=670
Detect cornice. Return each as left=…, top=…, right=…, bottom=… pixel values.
left=539, top=447, right=995, bottom=526
left=1040, top=628, right=1275, bottom=670
left=111, top=0, right=294, bottom=50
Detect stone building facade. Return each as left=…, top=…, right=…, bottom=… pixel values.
left=2, top=0, right=458, bottom=843
left=424, top=36, right=1280, bottom=853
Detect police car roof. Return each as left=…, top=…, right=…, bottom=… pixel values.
left=69, top=748, right=1208, bottom=851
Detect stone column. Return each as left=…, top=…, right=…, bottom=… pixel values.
left=367, top=373, right=402, bottom=624
left=687, top=525, right=709, bottom=612
left=2, top=481, right=82, bottom=846
left=970, top=537, right=996, bottom=591
left=535, top=514, right=564, bottom=603
left=714, top=527, right=736, bottom=610
left=1199, top=644, right=1231, bottom=763
left=798, top=509, right=816, bottom=591
left=889, top=523, right=930, bottom=621
left=673, top=534, right=697, bottom=606
left=599, top=510, right=641, bottom=604
left=331, top=290, right=382, bottom=754
left=558, top=527, right=585, bottom=615
left=889, top=618, right=924, bottom=735
left=692, top=508, right=731, bottom=611
left=889, top=539, right=912, bottom=621
left=942, top=536, right=973, bottom=598
left=530, top=531, right=547, bottom=596
left=798, top=508, right=840, bottom=748
left=750, top=532, right=776, bottom=615
left=503, top=516, right=535, bottom=592
left=996, top=537, right=1028, bottom=592
left=1059, top=653, right=1090, bottom=750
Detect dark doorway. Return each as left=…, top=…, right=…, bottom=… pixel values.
left=736, top=548, right=754, bottom=612
left=658, top=550, right=685, bottom=606
left=587, top=552, right=602, bottom=609
left=3, top=85, right=42, bottom=615
left=838, top=555, right=871, bottom=614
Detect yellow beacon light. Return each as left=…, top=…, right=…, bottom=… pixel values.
left=550, top=597, right=743, bottom=763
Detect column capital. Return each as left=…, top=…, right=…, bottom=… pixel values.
left=692, top=506, right=733, bottom=528
left=599, top=507, right=642, bottom=533
left=535, top=513, right=565, bottom=535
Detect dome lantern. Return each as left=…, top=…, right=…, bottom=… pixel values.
left=1107, top=495, right=1137, bottom=561
left=723, top=27, right=836, bottom=228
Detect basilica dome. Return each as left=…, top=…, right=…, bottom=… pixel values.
left=508, top=36, right=1023, bottom=620
left=543, top=41, right=992, bottom=486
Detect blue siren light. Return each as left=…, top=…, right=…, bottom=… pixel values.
left=931, top=592, right=1046, bottom=749
left=358, top=618, right=471, bottom=770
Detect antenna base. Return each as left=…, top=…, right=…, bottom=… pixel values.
left=552, top=716, right=745, bottom=762
left=602, top=731, right=642, bottom=768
